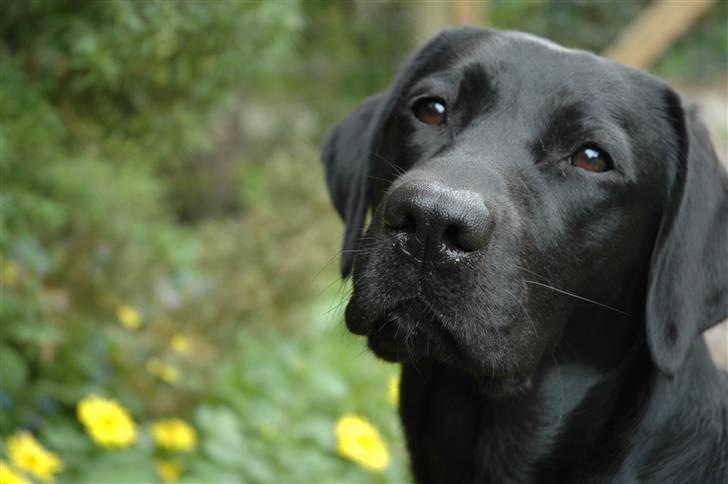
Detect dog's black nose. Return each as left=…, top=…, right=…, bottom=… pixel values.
left=383, top=182, right=494, bottom=262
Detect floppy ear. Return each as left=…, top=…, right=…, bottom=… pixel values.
left=646, top=98, right=728, bottom=376
left=321, top=93, right=384, bottom=277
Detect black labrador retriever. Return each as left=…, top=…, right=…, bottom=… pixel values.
left=322, top=28, right=728, bottom=483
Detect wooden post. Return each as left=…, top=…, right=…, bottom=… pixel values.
left=604, top=0, right=715, bottom=69
left=414, top=1, right=489, bottom=44
left=452, top=0, right=489, bottom=26
left=414, top=1, right=450, bottom=45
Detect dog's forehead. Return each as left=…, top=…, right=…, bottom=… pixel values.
left=404, top=30, right=663, bottom=137
left=471, top=32, right=623, bottom=96
left=503, top=31, right=578, bottom=55
left=408, top=30, right=635, bottom=103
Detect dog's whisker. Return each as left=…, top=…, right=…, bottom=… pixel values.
left=404, top=328, right=419, bottom=373
left=513, top=262, right=554, bottom=284
left=313, top=236, right=380, bottom=282
left=502, top=287, right=537, bottom=337
left=367, top=174, right=397, bottom=184
left=339, top=246, right=378, bottom=258
left=495, top=325, right=503, bottom=376
left=524, top=280, right=633, bottom=317
left=313, top=251, right=346, bottom=280
left=369, top=151, right=405, bottom=176
left=324, top=292, right=349, bottom=316
left=323, top=281, right=351, bottom=318
left=317, top=276, right=343, bottom=300
left=550, top=352, right=565, bottom=427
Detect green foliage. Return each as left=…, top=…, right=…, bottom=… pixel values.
left=182, top=326, right=407, bottom=483
left=652, top=0, right=728, bottom=81
left=1, top=1, right=724, bottom=482
left=491, top=0, right=726, bottom=81
left=492, top=0, right=649, bottom=52
left=2, top=0, right=302, bottom=163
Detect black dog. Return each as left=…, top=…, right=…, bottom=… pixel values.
left=322, top=28, right=727, bottom=483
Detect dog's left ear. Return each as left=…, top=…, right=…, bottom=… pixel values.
left=646, top=95, right=728, bottom=376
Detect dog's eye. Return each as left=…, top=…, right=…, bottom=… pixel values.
left=570, top=146, right=613, bottom=172
left=412, top=97, right=447, bottom=125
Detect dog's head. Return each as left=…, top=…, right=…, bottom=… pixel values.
left=322, top=28, right=727, bottom=394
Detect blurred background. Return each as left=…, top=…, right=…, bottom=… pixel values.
left=0, top=1, right=726, bottom=482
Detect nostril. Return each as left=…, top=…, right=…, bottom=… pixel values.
left=442, top=222, right=491, bottom=253
left=442, top=225, right=463, bottom=252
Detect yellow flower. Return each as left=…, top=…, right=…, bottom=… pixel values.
left=5, top=432, right=63, bottom=482
left=335, top=414, right=390, bottom=472
left=151, top=418, right=197, bottom=452
left=146, top=358, right=180, bottom=384
left=0, top=460, right=30, bottom=484
left=170, top=334, right=190, bottom=354
left=1, top=261, right=19, bottom=286
left=155, top=460, right=182, bottom=482
left=387, top=374, right=400, bottom=406
left=77, top=395, right=137, bottom=448
left=116, top=304, right=142, bottom=329
left=159, top=365, right=179, bottom=384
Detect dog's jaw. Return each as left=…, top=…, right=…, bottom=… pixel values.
left=345, top=278, right=546, bottom=398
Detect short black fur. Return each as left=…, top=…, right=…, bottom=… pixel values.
left=322, top=28, right=728, bottom=483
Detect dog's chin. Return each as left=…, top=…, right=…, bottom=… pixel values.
left=347, top=302, right=536, bottom=398
left=362, top=314, right=461, bottom=364
left=367, top=330, right=412, bottom=362
left=368, top=325, right=534, bottom=398
left=364, top=317, right=456, bottom=363
left=346, top=300, right=465, bottom=364
left=476, top=374, right=534, bottom=398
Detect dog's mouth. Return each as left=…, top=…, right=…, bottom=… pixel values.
left=345, top=291, right=540, bottom=396
left=346, top=298, right=468, bottom=366
left=369, top=313, right=460, bottom=363
left=350, top=300, right=536, bottom=397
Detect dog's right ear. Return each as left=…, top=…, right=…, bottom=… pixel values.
left=322, top=92, right=385, bottom=277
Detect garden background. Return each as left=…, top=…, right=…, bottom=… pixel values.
left=1, top=1, right=726, bottom=483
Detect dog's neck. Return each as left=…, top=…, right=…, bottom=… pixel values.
left=399, top=336, right=724, bottom=484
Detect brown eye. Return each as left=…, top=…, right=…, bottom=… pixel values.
left=570, top=146, right=612, bottom=172
left=413, top=97, right=447, bottom=125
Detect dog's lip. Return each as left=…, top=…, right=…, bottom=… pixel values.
left=366, top=319, right=415, bottom=362
left=356, top=300, right=467, bottom=363
left=344, top=310, right=369, bottom=336
left=345, top=294, right=420, bottom=336
left=349, top=298, right=534, bottom=381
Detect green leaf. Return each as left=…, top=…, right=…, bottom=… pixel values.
left=195, top=405, right=247, bottom=468
left=0, top=343, right=28, bottom=392
left=74, top=449, right=156, bottom=484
